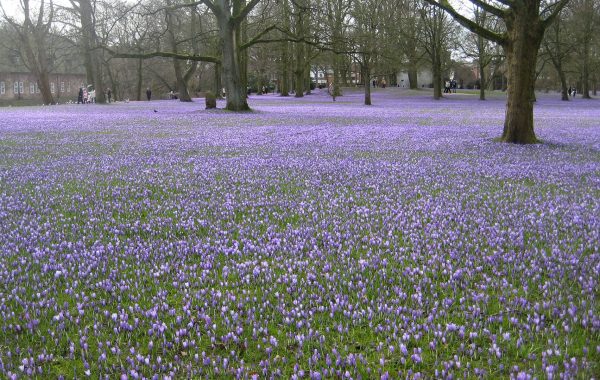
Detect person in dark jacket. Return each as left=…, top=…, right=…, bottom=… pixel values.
left=146, top=87, right=152, bottom=101
left=78, top=87, right=84, bottom=104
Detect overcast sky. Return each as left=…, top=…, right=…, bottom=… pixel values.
left=0, top=0, right=71, bottom=20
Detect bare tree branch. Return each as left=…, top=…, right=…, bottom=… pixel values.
left=541, top=0, right=571, bottom=28
left=423, top=0, right=507, bottom=45
left=103, top=46, right=220, bottom=64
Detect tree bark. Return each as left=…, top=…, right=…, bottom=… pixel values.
left=581, top=38, right=590, bottom=99
left=136, top=57, right=143, bottom=101
left=280, top=42, right=290, bottom=96
left=294, top=41, right=305, bottom=98
left=407, top=68, right=418, bottom=89
left=501, top=18, right=543, bottom=144
left=106, top=62, right=118, bottom=101
left=78, top=0, right=106, bottom=103
left=479, top=62, right=486, bottom=100
left=558, top=68, right=569, bottom=101
left=214, top=62, right=222, bottom=98
left=165, top=2, right=193, bottom=102
left=362, top=64, right=371, bottom=105
left=216, top=10, right=249, bottom=110
left=432, top=52, right=442, bottom=99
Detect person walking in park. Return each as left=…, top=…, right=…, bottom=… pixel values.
left=146, top=87, right=152, bottom=101
left=328, top=82, right=337, bottom=102
left=106, top=88, right=112, bottom=103
left=78, top=87, right=83, bottom=104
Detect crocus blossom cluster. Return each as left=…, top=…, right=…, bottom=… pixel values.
left=0, top=89, right=598, bottom=378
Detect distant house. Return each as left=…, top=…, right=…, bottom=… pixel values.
left=0, top=41, right=86, bottom=104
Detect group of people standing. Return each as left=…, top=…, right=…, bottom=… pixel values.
left=568, top=86, right=577, bottom=97
left=372, top=79, right=387, bottom=88
left=77, top=86, right=112, bottom=104
left=444, top=80, right=458, bottom=93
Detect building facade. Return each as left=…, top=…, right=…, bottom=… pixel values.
left=0, top=71, right=86, bottom=103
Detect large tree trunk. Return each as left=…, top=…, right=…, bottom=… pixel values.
left=106, top=62, right=118, bottom=101
left=305, top=66, right=312, bottom=95
left=214, top=62, right=222, bottom=99
left=37, top=70, right=54, bottom=105
left=136, top=57, right=143, bottom=101
left=331, top=66, right=341, bottom=97
left=500, top=19, right=543, bottom=144
left=294, top=41, right=305, bottom=98
left=479, top=63, right=486, bottom=100
left=219, top=22, right=248, bottom=110
left=432, top=54, right=442, bottom=99
left=280, top=43, right=290, bottom=96
left=362, top=63, right=371, bottom=105
left=174, top=60, right=192, bottom=101
left=581, top=41, right=590, bottom=99
left=407, top=68, right=418, bottom=89
left=558, top=65, right=569, bottom=101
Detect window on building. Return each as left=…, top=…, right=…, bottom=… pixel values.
left=60, top=82, right=65, bottom=92
left=14, top=82, right=18, bottom=94
left=67, top=83, right=71, bottom=93
left=19, top=82, right=24, bottom=94
left=0, top=81, right=5, bottom=95
left=51, top=82, right=55, bottom=93
left=30, top=83, right=35, bottom=94
left=36, top=83, right=40, bottom=93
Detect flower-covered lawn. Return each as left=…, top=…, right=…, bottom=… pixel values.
left=0, top=89, right=598, bottom=379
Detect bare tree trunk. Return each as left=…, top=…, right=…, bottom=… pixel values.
left=407, top=69, right=418, bottom=89
left=581, top=40, right=591, bottom=99
left=479, top=63, right=486, bottom=100
left=305, top=66, right=312, bottom=95
left=37, top=70, right=54, bottom=105
left=6, top=0, right=55, bottom=104
left=280, top=42, right=290, bottom=96
left=136, top=57, right=143, bottom=101
left=218, top=13, right=249, bottom=110
left=362, top=64, right=371, bottom=105
left=432, top=53, right=442, bottom=99
left=78, top=0, right=106, bottom=103
left=165, top=3, right=193, bottom=102
left=106, top=62, right=118, bottom=101
left=558, top=66, right=569, bottom=101
left=501, top=26, right=542, bottom=144
left=294, top=41, right=305, bottom=98
left=332, top=65, right=341, bottom=97
left=214, top=62, right=222, bottom=98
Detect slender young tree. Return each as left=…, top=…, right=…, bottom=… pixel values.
left=570, top=0, right=597, bottom=99
left=463, top=6, right=500, bottom=100
left=396, top=0, right=425, bottom=89
left=541, top=7, right=573, bottom=100
left=423, top=0, right=571, bottom=143
left=165, top=0, right=199, bottom=102
left=419, top=3, right=455, bottom=100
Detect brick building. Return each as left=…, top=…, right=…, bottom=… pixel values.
left=0, top=36, right=86, bottom=104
